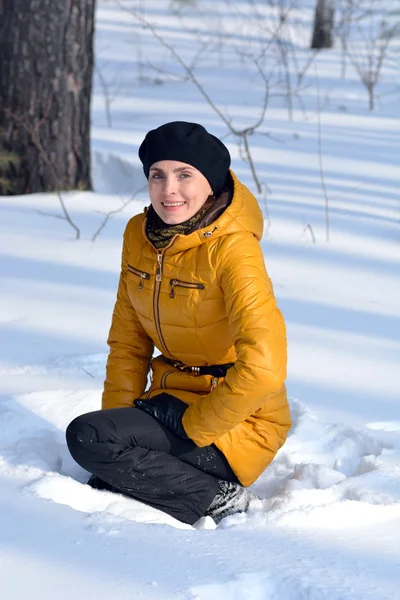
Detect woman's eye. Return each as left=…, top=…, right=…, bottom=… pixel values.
left=179, top=172, right=191, bottom=179
left=151, top=173, right=163, bottom=180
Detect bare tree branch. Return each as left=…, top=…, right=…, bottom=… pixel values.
left=36, top=210, right=67, bottom=220
left=343, top=1, right=400, bottom=110
left=95, top=64, right=114, bottom=127
left=314, top=63, right=330, bottom=243
left=91, top=185, right=147, bottom=242
left=115, top=0, right=273, bottom=194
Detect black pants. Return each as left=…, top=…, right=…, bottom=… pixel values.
left=66, top=407, right=238, bottom=525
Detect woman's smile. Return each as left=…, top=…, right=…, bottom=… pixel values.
left=161, top=200, right=187, bottom=209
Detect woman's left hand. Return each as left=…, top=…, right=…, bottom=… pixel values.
left=134, top=394, right=189, bottom=440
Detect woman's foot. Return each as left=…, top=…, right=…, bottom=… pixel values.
left=87, top=474, right=116, bottom=492
left=204, top=480, right=258, bottom=524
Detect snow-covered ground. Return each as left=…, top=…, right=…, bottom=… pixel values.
left=1, top=1, right=400, bottom=598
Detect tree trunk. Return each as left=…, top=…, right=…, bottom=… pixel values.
left=311, top=0, right=335, bottom=50
left=0, top=0, right=95, bottom=195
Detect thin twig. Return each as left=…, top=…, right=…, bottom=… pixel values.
left=314, top=63, right=330, bottom=243
left=91, top=185, right=147, bottom=242
left=95, top=64, right=113, bottom=127
left=306, top=223, right=316, bottom=243
left=36, top=210, right=66, bottom=220
left=4, top=107, right=81, bottom=239
left=242, top=132, right=262, bottom=194
left=81, top=367, right=95, bottom=379
left=247, top=0, right=297, bottom=121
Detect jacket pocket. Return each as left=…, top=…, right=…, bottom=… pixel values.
left=169, top=279, right=205, bottom=299
left=127, top=264, right=151, bottom=291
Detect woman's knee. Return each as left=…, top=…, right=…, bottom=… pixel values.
left=66, top=409, right=125, bottom=458
left=65, top=412, right=101, bottom=463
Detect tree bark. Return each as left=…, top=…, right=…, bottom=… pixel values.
left=311, top=0, right=335, bottom=50
left=0, top=0, right=95, bottom=195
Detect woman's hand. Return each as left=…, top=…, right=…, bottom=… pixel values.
left=134, top=394, right=189, bottom=440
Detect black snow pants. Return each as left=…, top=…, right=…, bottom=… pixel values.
left=66, top=407, right=239, bottom=525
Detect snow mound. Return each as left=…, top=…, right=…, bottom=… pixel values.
left=243, top=399, right=400, bottom=530
left=28, top=472, right=191, bottom=530
left=191, top=570, right=345, bottom=600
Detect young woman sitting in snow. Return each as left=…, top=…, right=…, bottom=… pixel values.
left=66, top=121, right=291, bottom=525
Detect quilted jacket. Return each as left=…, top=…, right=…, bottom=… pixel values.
left=102, top=170, right=291, bottom=486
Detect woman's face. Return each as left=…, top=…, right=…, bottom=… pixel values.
left=148, top=160, right=213, bottom=225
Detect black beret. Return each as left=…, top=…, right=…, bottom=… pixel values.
left=138, top=121, right=231, bottom=194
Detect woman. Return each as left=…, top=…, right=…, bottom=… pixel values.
left=66, top=121, right=291, bottom=526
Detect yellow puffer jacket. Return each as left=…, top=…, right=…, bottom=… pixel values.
left=102, top=170, right=291, bottom=486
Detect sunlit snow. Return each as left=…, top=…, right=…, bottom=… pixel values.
left=1, top=1, right=399, bottom=599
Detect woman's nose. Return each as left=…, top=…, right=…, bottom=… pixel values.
left=163, top=177, right=178, bottom=194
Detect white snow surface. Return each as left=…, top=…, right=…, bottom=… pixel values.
left=1, top=1, right=400, bottom=598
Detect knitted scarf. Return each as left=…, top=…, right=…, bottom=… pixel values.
left=146, top=196, right=214, bottom=249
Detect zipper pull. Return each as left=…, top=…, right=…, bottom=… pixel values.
left=156, top=253, right=163, bottom=282
left=170, top=280, right=177, bottom=298
left=138, top=273, right=146, bottom=291
left=211, top=377, right=219, bottom=392
left=203, top=226, right=218, bottom=238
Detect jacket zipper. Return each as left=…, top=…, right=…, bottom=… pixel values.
left=169, top=279, right=205, bottom=299
left=153, top=251, right=171, bottom=356
left=127, top=264, right=151, bottom=291
left=141, top=210, right=179, bottom=358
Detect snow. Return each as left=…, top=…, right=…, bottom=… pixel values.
left=1, top=1, right=400, bottom=598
